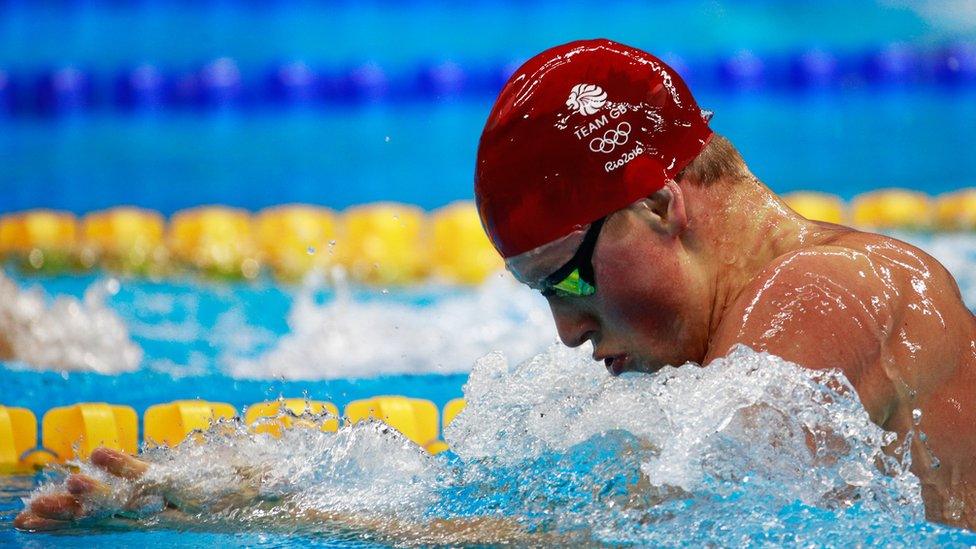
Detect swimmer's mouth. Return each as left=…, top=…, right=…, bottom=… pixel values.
left=599, top=354, right=629, bottom=376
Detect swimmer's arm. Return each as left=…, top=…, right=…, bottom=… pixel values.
left=0, top=330, right=11, bottom=360
left=121, top=504, right=545, bottom=545
left=288, top=510, right=566, bottom=545
left=706, top=249, right=898, bottom=425
left=15, top=448, right=569, bottom=544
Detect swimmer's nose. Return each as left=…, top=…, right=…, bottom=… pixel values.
left=549, top=306, right=599, bottom=348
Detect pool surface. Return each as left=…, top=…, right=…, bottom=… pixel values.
left=2, top=233, right=976, bottom=546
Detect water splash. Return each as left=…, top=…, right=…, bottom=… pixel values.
left=0, top=271, right=141, bottom=373
left=26, top=346, right=961, bottom=545
left=226, top=273, right=556, bottom=379
left=900, top=233, right=976, bottom=308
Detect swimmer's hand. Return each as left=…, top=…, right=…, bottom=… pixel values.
left=14, top=447, right=153, bottom=531
left=14, top=448, right=567, bottom=544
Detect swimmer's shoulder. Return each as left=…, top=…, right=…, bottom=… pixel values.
left=811, top=229, right=964, bottom=303
left=746, top=228, right=902, bottom=306
left=708, top=232, right=896, bottom=391
left=707, top=233, right=913, bottom=421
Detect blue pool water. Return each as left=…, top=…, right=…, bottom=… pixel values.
left=3, top=233, right=976, bottom=546
left=2, top=0, right=976, bottom=214
left=3, top=88, right=976, bottom=215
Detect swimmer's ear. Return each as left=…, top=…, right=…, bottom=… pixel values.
left=644, top=180, right=688, bottom=237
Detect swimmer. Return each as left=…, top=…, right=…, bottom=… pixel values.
left=14, top=39, right=976, bottom=535
left=475, top=39, right=976, bottom=528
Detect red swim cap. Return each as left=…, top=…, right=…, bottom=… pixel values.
left=475, top=38, right=714, bottom=259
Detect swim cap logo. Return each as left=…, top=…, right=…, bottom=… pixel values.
left=566, top=83, right=607, bottom=116
left=589, top=122, right=631, bottom=153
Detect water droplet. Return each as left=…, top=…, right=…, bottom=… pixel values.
left=919, top=432, right=928, bottom=442
left=105, top=278, right=120, bottom=296
left=307, top=246, right=316, bottom=255
left=931, top=456, right=941, bottom=469
left=948, top=496, right=965, bottom=520
left=912, top=408, right=922, bottom=425
left=241, top=258, right=260, bottom=279
left=384, top=136, right=391, bottom=143
left=28, top=248, right=44, bottom=269
left=381, top=289, right=389, bottom=295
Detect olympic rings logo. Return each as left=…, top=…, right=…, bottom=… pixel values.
left=588, top=122, right=631, bottom=154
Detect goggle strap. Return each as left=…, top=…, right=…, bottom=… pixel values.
left=573, top=216, right=605, bottom=285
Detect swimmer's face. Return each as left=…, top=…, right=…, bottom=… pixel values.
left=521, top=198, right=712, bottom=375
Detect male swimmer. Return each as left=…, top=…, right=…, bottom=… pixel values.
left=14, top=39, right=976, bottom=534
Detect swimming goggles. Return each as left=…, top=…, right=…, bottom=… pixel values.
left=539, top=216, right=607, bottom=298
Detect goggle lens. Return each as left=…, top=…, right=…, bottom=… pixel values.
left=538, top=217, right=606, bottom=298
left=545, top=268, right=596, bottom=297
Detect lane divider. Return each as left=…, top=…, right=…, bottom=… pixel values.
left=0, top=396, right=468, bottom=473
left=345, top=396, right=446, bottom=455
left=144, top=400, right=237, bottom=448
left=2, top=42, right=974, bottom=118
left=0, top=200, right=502, bottom=284
left=4, top=191, right=975, bottom=283
left=781, top=188, right=968, bottom=230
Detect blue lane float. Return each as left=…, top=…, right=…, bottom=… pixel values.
left=788, top=49, right=840, bottom=89
left=266, top=60, right=319, bottom=106
left=717, top=50, right=767, bottom=91
left=115, top=64, right=168, bottom=111
left=35, top=66, right=95, bottom=116
left=936, top=42, right=976, bottom=86
left=197, top=57, right=245, bottom=109
left=0, top=69, right=14, bottom=116
left=863, top=43, right=922, bottom=86
left=1, top=42, right=975, bottom=117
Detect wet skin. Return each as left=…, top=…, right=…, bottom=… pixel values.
left=530, top=177, right=976, bottom=529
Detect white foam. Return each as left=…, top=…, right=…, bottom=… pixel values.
left=226, top=272, right=557, bottom=379
left=30, top=346, right=939, bottom=544
left=448, top=345, right=921, bottom=522
left=899, top=232, right=976, bottom=306
left=0, top=271, right=141, bottom=373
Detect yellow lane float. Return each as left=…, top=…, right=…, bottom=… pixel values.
left=430, top=201, right=503, bottom=284
left=42, top=403, right=138, bottom=461
left=255, top=205, right=338, bottom=280
left=344, top=396, right=446, bottom=454
left=144, top=400, right=237, bottom=448
left=245, top=399, right=340, bottom=436
left=935, top=188, right=976, bottom=231
left=3, top=193, right=976, bottom=280
left=1, top=395, right=469, bottom=472
left=337, top=203, right=428, bottom=285
left=0, top=406, right=37, bottom=473
left=0, top=210, right=78, bottom=271
left=851, top=189, right=933, bottom=230
left=782, top=192, right=846, bottom=225
left=168, top=206, right=260, bottom=278
left=442, top=398, right=466, bottom=429
left=81, top=207, right=167, bottom=272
